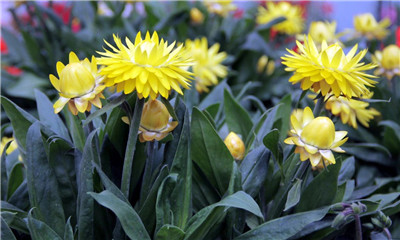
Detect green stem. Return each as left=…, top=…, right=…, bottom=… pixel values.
left=313, top=97, right=325, bottom=117
left=383, top=228, right=392, bottom=240
left=121, top=97, right=145, bottom=199
left=355, top=214, right=362, bottom=240
left=293, top=161, right=309, bottom=181
left=392, top=76, right=397, bottom=101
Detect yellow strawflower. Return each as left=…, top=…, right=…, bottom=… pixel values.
left=372, top=45, right=400, bottom=80
left=257, top=55, right=275, bottom=75
left=204, top=0, right=236, bottom=17
left=224, top=132, right=245, bottom=160
left=190, top=8, right=204, bottom=24
left=0, top=136, right=18, bottom=156
left=281, top=36, right=377, bottom=98
left=138, top=99, right=178, bottom=142
left=307, top=21, right=345, bottom=46
left=257, top=2, right=304, bottom=35
left=185, top=37, right=227, bottom=93
left=50, top=52, right=106, bottom=115
left=325, top=93, right=380, bottom=129
left=97, top=32, right=193, bottom=100
left=284, top=107, right=348, bottom=168
left=353, top=13, right=391, bottom=40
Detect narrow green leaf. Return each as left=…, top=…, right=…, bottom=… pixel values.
left=191, top=107, right=234, bottom=195
left=64, top=217, right=74, bottom=240
left=234, top=207, right=329, bottom=240
left=274, top=94, right=291, bottom=141
left=156, top=224, right=185, bottom=240
left=255, top=16, right=286, bottom=31
left=1, top=216, right=17, bottom=240
left=63, top=109, right=85, bottom=152
left=263, top=129, right=282, bottom=164
left=83, top=94, right=126, bottom=126
left=89, top=190, right=151, bottom=240
left=161, top=97, right=178, bottom=121
left=1, top=141, right=10, bottom=200
left=34, top=89, right=71, bottom=142
left=26, top=122, right=65, bottom=237
left=7, top=162, right=24, bottom=200
left=1, top=96, right=36, bottom=149
left=296, top=161, right=342, bottom=212
left=284, top=179, right=302, bottom=211
left=223, top=89, right=253, bottom=140
left=26, top=210, right=63, bottom=240
left=338, top=156, right=355, bottom=184
left=198, top=81, right=230, bottom=110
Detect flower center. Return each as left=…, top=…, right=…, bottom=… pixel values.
left=300, top=117, right=335, bottom=149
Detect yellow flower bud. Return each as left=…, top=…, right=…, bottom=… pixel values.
left=190, top=8, right=204, bottom=24
left=141, top=99, right=170, bottom=131
left=224, top=132, right=245, bottom=160
left=301, top=117, right=335, bottom=149
left=257, top=55, right=268, bottom=74
left=381, top=45, right=400, bottom=70
left=59, top=62, right=95, bottom=98
left=139, top=99, right=178, bottom=142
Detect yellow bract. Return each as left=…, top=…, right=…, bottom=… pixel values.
left=185, top=37, right=227, bottom=93
left=224, top=132, right=245, bottom=160
left=97, top=31, right=193, bottom=100
left=353, top=13, right=391, bottom=40
left=281, top=36, right=377, bottom=98
left=190, top=8, right=204, bottom=24
left=204, top=0, right=236, bottom=17
left=325, top=93, right=380, bottom=129
left=284, top=107, right=348, bottom=168
left=138, top=99, right=178, bottom=142
left=372, top=45, right=400, bottom=80
left=50, top=52, right=106, bottom=115
left=257, top=2, right=304, bottom=35
left=1, top=136, right=18, bottom=156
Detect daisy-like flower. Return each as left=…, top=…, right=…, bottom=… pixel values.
left=325, top=93, right=380, bottom=128
left=224, top=132, right=245, bottom=160
left=97, top=31, right=193, bottom=100
left=281, top=36, right=377, bottom=98
left=372, top=44, right=400, bottom=80
left=50, top=52, right=106, bottom=115
left=185, top=37, right=227, bottom=93
left=257, top=2, right=304, bottom=35
left=204, top=0, right=236, bottom=17
left=306, top=21, right=345, bottom=46
left=353, top=13, right=391, bottom=40
left=284, top=107, right=348, bottom=168
left=138, top=99, right=178, bottom=142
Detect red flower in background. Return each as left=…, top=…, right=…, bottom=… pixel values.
left=50, top=2, right=81, bottom=32
left=233, top=8, right=244, bottom=19
left=396, top=27, right=400, bottom=47
left=1, top=37, right=8, bottom=54
left=4, top=66, right=23, bottom=76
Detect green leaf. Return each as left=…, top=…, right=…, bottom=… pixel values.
left=34, top=89, right=71, bottom=142
left=284, top=179, right=302, bottom=211
left=223, top=89, right=253, bottom=140
left=64, top=217, right=74, bottom=240
left=26, top=122, right=65, bottom=237
left=240, top=146, right=270, bottom=197
left=103, top=104, right=130, bottom=156
left=1, top=216, right=17, bottom=240
left=77, top=131, right=98, bottom=240
left=263, top=129, right=282, bottom=165
left=26, top=210, right=63, bottom=240
left=7, top=162, right=24, bottom=200
left=161, top=97, right=178, bottom=121
left=63, top=109, right=85, bottom=152
left=234, top=207, right=329, bottom=240
left=191, top=107, right=234, bottom=195
left=1, top=96, right=37, bottom=149
left=379, top=120, right=400, bottom=142
left=342, top=143, right=392, bottom=166
left=338, top=157, right=355, bottom=185
left=198, top=81, right=230, bottom=110
left=170, top=109, right=192, bottom=228
left=89, top=190, right=151, bottom=240
left=274, top=94, right=291, bottom=142
left=296, top=160, right=342, bottom=212
left=6, top=73, right=48, bottom=100
left=83, top=94, right=126, bottom=126
left=1, top=141, right=10, bottom=200
left=185, top=191, right=263, bottom=240
left=255, top=16, right=286, bottom=32
left=156, top=224, right=185, bottom=240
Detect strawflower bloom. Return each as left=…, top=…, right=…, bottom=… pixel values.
left=185, top=37, right=227, bottom=93
left=138, top=99, right=178, bottom=142
left=353, top=13, right=391, bottom=40
left=324, top=93, right=380, bottom=128
left=257, top=2, right=304, bottom=35
left=281, top=36, right=377, bottom=98
left=224, top=132, right=245, bottom=160
left=372, top=44, right=400, bottom=80
left=50, top=52, right=106, bottom=115
left=306, top=21, right=344, bottom=46
left=97, top=32, right=193, bottom=99
left=204, top=0, right=236, bottom=17
left=284, top=107, right=348, bottom=168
